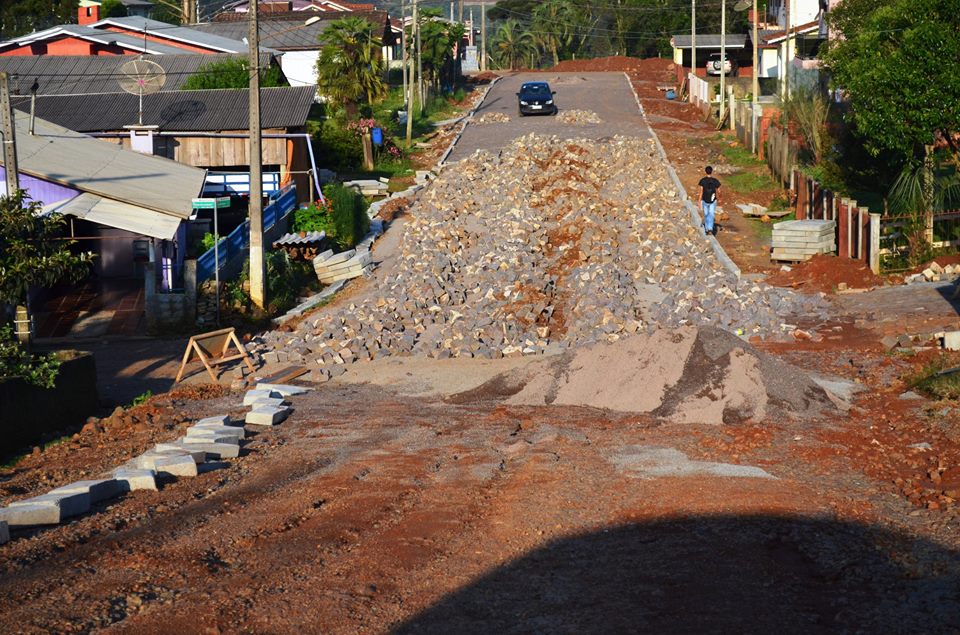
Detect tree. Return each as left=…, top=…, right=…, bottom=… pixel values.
left=489, top=19, right=537, bottom=71
left=181, top=57, right=287, bottom=90
left=315, top=16, right=387, bottom=117
left=0, top=191, right=94, bottom=347
left=531, top=0, right=592, bottom=67
left=417, top=9, right=465, bottom=92
left=0, top=0, right=78, bottom=40
left=821, top=0, right=960, bottom=249
left=100, top=0, right=127, bottom=18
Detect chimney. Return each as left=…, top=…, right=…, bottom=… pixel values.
left=78, top=4, right=101, bottom=26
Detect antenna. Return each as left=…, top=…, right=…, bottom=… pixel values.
left=118, top=56, right=166, bottom=126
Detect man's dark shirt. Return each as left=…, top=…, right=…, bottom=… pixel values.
left=699, top=176, right=721, bottom=203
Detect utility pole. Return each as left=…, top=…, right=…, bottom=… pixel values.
left=0, top=72, right=20, bottom=197
left=719, top=0, right=726, bottom=121
left=416, top=1, right=423, bottom=112
left=406, top=0, right=417, bottom=146
left=752, top=0, right=759, bottom=107
left=481, top=1, right=487, bottom=72
left=784, top=0, right=791, bottom=100
left=248, top=0, right=266, bottom=310
left=691, top=1, right=696, bottom=87
left=458, top=0, right=463, bottom=23
left=401, top=0, right=407, bottom=113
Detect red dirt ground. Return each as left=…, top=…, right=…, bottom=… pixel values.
left=552, top=55, right=673, bottom=73
left=764, top=254, right=887, bottom=294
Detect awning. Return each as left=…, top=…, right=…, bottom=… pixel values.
left=54, top=193, right=183, bottom=240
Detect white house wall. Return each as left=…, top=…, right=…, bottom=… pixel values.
left=761, top=48, right=779, bottom=78
left=280, top=51, right=320, bottom=87
left=769, top=0, right=822, bottom=28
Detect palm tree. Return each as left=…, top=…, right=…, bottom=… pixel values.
left=490, top=19, right=537, bottom=71
left=531, top=0, right=589, bottom=67
left=316, top=16, right=387, bottom=116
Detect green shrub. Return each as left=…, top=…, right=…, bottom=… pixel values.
left=315, top=118, right=363, bottom=171
left=0, top=325, right=60, bottom=389
left=322, top=183, right=369, bottom=249
left=292, top=200, right=336, bottom=235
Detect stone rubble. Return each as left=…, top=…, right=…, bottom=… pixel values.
left=556, top=109, right=603, bottom=124
left=247, top=134, right=827, bottom=367
left=905, top=262, right=960, bottom=284
left=474, top=112, right=511, bottom=124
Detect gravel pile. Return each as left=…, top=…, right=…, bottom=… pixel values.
left=251, top=134, right=827, bottom=371
left=556, top=109, right=603, bottom=124
left=474, top=112, right=511, bottom=124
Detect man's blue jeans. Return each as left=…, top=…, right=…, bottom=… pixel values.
left=702, top=201, right=717, bottom=234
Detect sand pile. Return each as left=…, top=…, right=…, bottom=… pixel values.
left=455, top=326, right=834, bottom=424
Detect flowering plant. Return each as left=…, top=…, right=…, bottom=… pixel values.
left=345, top=118, right=380, bottom=138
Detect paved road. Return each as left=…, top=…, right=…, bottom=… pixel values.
left=446, top=72, right=652, bottom=162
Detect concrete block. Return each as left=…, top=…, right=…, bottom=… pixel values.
left=195, top=415, right=231, bottom=426
left=245, top=397, right=286, bottom=409
left=176, top=440, right=239, bottom=459
left=0, top=520, right=8, bottom=544
left=943, top=331, right=960, bottom=351
left=112, top=468, right=157, bottom=491
left=255, top=384, right=310, bottom=397
left=183, top=430, right=240, bottom=445
left=9, top=491, right=91, bottom=520
left=243, top=389, right=282, bottom=406
left=153, top=454, right=199, bottom=478
left=153, top=444, right=206, bottom=464
left=186, top=425, right=244, bottom=441
left=50, top=479, right=123, bottom=504
left=245, top=405, right=290, bottom=426
left=0, top=504, right=61, bottom=526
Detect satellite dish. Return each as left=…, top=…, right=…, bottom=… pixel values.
left=118, top=56, right=167, bottom=126
left=734, top=0, right=752, bottom=11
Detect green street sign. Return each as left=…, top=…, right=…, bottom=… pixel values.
left=191, top=197, right=231, bottom=210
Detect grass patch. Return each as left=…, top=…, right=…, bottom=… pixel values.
left=721, top=143, right=765, bottom=168
left=906, top=354, right=960, bottom=401
left=726, top=170, right=778, bottom=194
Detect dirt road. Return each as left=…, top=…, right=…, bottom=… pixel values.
left=2, top=64, right=960, bottom=633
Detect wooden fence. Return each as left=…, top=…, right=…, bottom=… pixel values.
left=766, top=124, right=801, bottom=187
left=790, top=169, right=882, bottom=273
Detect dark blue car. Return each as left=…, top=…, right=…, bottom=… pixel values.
left=516, top=82, right=557, bottom=116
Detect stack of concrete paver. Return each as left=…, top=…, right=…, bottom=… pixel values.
left=246, top=133, right=829, bottom=370
left=771, top=220, right=837, bottom=261
left=313, top=249, right=373, bottom=284
left=0, top=383, right=308, bottom=542
left=343, top=179, right=389, bottom=197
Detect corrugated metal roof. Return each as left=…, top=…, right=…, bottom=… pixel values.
left=671, top=34, right=749, bottom=49
left=190, top=18, right=335, bottom=50
left=4, top=24, right=190, bottom=55
left=91, top=16, right=251, bottom=53
left=53, top=193, right=183, bottom=240
left=12, top=85, right=316, bottom=132
left=0, top=53, right=274, bottom=96
left=5, top=110, right=206, bottom=219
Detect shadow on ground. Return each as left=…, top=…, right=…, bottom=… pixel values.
left=395, top=514, right=960, bottom=633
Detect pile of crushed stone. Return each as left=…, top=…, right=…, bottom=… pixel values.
left=453, top=326, right=835, bottom=424
left=474, top=111, right=511, bottom=124
left=556, top=109, right=603, bottom=125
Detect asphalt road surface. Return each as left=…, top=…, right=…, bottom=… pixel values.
left=446, top=72, right=652, bottom=162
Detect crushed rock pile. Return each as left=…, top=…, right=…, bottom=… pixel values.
left=556, top=109, right=603, bottom=125
left=456, top=326, right=835, bottom=424
left=474, top=112, right=511, bottom=124
left=250, top=133, right=826, bottom=372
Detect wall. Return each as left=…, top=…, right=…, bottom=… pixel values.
left=114, top=131, right=288, bottom=167
left=0, top=173, right=78, bottom=206
left=144, top=260, right=196, bottom=333
left=279, top=50, right=320, bottom=86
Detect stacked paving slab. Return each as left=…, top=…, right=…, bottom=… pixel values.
left=0, top=383, right=307, bottom=543
left=771, top=220, right=837, bottom=261
left=248, top=134, right=828, bottom=370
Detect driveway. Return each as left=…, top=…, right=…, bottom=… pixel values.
left=446, top=72, right=652, bottom=162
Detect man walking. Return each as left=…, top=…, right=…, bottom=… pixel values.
left=698, top=166, right=721, bottom=237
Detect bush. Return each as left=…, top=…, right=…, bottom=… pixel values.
left=291, top=200, right=335, bottom=235
left=315, top=118, right=364, bottom=171
left=322, top=183, right=369, bottom=249
left=0, top=325, right=60, bottom=389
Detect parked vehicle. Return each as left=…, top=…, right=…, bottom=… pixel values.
left=517, top=82, right=557, bottom=116
left=706, top=53, right=737, bottom=76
